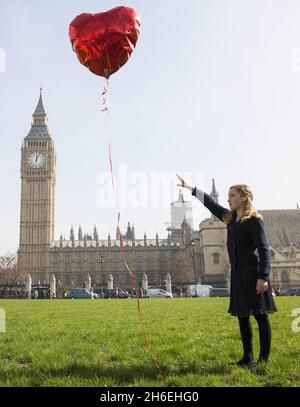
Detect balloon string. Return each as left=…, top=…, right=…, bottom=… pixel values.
left=102, top=78, right=169, bottom=387
left=108, top=141, right=115, bottom=193
left=102, top=79, right=114, bottom=193
left=101, top=78, right=109, bottom=115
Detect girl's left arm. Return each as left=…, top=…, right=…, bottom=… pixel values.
left=250, top=217, right=271, bottom=281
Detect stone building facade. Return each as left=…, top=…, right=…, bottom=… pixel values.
left=17, top=91, right=300, bottom=291
left=191, top=180, right=300, bottom=288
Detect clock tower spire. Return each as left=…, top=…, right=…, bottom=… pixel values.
left=32, top=85, right=48, bottom=125
left=18, top=88, right=56, bottom=283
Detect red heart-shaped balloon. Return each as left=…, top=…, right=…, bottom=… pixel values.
left=69, top=6, right=141, bottom=78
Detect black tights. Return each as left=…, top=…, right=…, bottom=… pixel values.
left=238, top=314, right=272, bottom=362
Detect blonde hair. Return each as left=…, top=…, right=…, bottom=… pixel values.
left=222, top=184, right=263, bottom=225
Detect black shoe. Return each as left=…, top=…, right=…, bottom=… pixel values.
left=256, top=356, right=269, bottom=364
left=236, top=358, right=256, bottom=369
left=254, top=357, right=270, bottom=372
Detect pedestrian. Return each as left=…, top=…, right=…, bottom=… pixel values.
left=177, top=174, right=277, bottom=368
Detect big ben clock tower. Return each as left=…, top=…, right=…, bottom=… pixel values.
left=18, top=88, right=56, bottom=283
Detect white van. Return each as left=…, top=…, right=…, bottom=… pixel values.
left=146, top=287, right=173, bottom=298
left=186, top=284, right=213, bottom=297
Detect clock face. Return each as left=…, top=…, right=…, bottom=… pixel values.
left=27, top=152, right=45, bottom=168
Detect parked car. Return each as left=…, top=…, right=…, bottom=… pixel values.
left=66, top=288, right=98, bottom=299
left=210, top=287, right=231, bottom=297
left=279, top=288, right=289, bottom=296
left=104, top=289, right=130, bottom=299
left=185, top=284, right=213, bottom=297
left=146, top=287, right=173, bottom=298
left=287, top=287, right=300, bottom=296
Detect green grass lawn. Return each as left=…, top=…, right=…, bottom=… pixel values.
left=0, top=297, right=299, bottom=387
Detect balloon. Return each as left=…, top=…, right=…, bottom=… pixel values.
left=69, top=6, right=141, bottom=79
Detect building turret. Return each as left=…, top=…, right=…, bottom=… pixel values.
left=125, top=222, right=133, bottom=240
left=70, top=225, right=75, bottom=241
left=78, top=226, right=83, bottom=240
left=210, top=178, right=221, bottom=222
left=131, top=224, right=135, bottom=246
left=93, top=225, right=98, bottom=241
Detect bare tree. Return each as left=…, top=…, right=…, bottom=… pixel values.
left=0, top=251, right=27, bottom=291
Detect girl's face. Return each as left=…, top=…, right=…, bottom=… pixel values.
left=227, top=188, right=245, bottom=211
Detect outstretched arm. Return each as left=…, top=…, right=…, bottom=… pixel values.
left=175, top=174, right=229, bottom=224
left=191, top=186, right=229, bottom=224
left=250, top=217, right=271, bottom=282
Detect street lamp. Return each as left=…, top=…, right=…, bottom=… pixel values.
left=99, top=254, right=105, bottom=289
left=191, top=240, right=197, bottom=297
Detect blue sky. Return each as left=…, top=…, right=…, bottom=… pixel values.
left=1, top=0, right=300, bottom=253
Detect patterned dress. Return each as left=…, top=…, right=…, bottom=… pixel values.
left=228, top=217, right=278, bottom=317
left=191, top=186, right=278, bottom=317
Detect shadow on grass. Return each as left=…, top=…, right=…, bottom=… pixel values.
left=1, top=361, right=235, bottom=386
left=2, top=363, right=171, bottom=386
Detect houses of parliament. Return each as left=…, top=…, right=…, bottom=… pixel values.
left=17, top=91, right=300, bottom=292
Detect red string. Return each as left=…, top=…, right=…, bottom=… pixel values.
left=103, top=79, right=169, bottom=387
left=108, top=141, right=115, bottom=193
left=101, top=78, right=109, bottom=115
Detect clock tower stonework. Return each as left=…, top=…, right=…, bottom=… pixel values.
left=19, top=89, right=56, bottom=283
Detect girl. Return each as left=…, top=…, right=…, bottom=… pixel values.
left=176, top=174, right=278, bottom=368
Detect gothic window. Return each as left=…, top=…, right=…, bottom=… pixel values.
left=65, top=262, right=72, bottom=272
left=88, top=255, right=95, bottom=265
left=147, top=272, right=156, bottom=285
left=281, top=271, right=289, bottom=284
left=212, top=252, right=220, bottom=264
left=76, top=274, right=83, bottom=286
left=148, top=260, right=156, bottom=270
left=96, top=255, right=105, bottom=264
left=64, top=274, right=71, bottom=285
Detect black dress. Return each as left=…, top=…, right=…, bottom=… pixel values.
left=191, top=186, right=278, bottom=317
